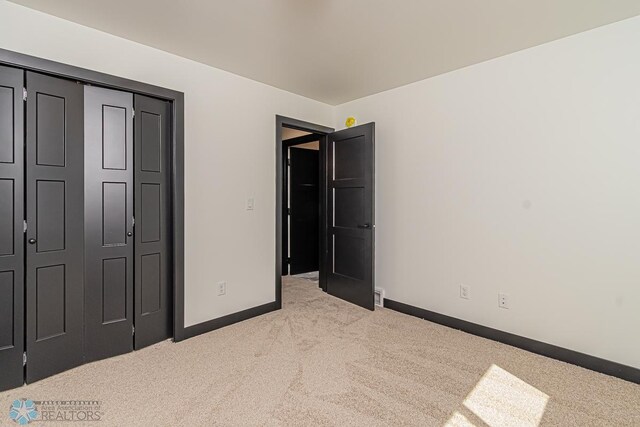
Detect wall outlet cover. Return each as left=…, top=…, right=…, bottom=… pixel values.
left=460, top=285, right=470, bottom=299
left=217, top=281, right=227, bottom=296
left=498, top=292, right=509, bottom=309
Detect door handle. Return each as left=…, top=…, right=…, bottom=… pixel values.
left=127, top=232, right=133, bottom=237
left=357, top=223, right=371, bottom=229
left=28, top=238, right=37, bottom=244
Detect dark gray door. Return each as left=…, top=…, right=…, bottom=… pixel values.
left=289, top=146, right=319, bottom=275
left=84, top=86, right=134, bottom=361
left=25, top=72, right=85, bottom=383
left=0, top=65, right=25, bottom=391
left=326, top=123, right=375, bottom=310
left=134, top=94, right=172, bottom=349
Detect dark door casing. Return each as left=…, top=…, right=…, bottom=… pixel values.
left=326, top=123, right=375, bottom=310
left=84, top=86, right=134, bottom=362
left=289, top=146, right=319, bottom=275
left=0, top=65, right=25, bottom=391
left=25, top=72, right=85, bottom=383
left=134, top=94, right=173, bottom=349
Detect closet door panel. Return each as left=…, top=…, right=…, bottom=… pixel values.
left=0, top=65, right=24, bottom=391
left=134, top=94, right=172, bottom=349
left=25, top=72, right=84, bottom=384
left=84, top=86, right=134, bottom=362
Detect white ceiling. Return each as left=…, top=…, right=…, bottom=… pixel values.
left=9, top=0, right=640, bottom=105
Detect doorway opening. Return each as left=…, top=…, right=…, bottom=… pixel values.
left=275, top=115, right=376, bottom=311
left=285, top=131, right=320, bottom=277
left=276, top=117, right=333, bottom=305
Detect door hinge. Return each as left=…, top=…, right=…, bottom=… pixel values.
left=132, top=325, right=135, bottom=336
left=132, top=216, right=135, bottom=227
left=287, top=208, right=291, bottom=215
left=23, top=220, right=27, bottom=233
left=287, top=158, right=291, bottom=167
left=287, top=257, right=291, bottom=264
left=22, top=88, right=27, bottom=101
left=23, top=352, right=27, bottom=366
left=132, top=108, right=135, bottom=118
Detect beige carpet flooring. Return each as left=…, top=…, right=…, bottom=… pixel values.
left=1, top=276, right=638, bottom=426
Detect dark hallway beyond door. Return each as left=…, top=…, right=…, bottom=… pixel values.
left=289, top=146, right=319, bottom=275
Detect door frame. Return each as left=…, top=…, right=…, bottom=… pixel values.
left=0, top=48, right=188, bottom=341
left=275, top=115, right=333, bottom=308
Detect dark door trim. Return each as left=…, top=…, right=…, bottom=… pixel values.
left=0, top=48, right=187, bottom=342
left=276, top=116, right=333, bottom=308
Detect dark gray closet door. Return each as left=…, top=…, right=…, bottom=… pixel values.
left=84, top=86, right=134, bottom=361
left=0, top=65, right=24, bottom=391
left=134, top=94, right=172, bottom=349
left=25, top=72, right=84, bottom=383
left=326, top=123, right=375, bottom=310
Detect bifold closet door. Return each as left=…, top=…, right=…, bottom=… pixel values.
left=84, top=86, right=134, bottom=362
left=0, top=65, right=24, bottom=391
left=25, top=72, right=85, bottom=383
left=134, top=94, right=172, bottom=349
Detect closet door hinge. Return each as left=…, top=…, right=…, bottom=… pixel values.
left=22, top=88, right=27, bottom=101
left=23, top=220, right=27, bottom=233
left=23, top=352, right=27, bottom=366
left=132, top=325, right=135, bottom=336
left=132, top=108, right=135, bottom=118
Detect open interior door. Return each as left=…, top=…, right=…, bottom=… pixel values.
left=325, top=123, right=375, bottom=310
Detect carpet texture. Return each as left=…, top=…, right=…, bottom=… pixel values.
left=1, top=276, right=638, bottom=426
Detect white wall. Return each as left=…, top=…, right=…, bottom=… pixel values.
left=0, top=1, right=333, bottom=327
left=334, top=16, right=640, bottom=368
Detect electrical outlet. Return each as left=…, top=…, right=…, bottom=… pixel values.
left=246, top=198, right=254, bottom=210
left=217, top=281, right=226, bottom=296
left=498, top=292, right=509, bottom=309
left=460, top=285, right=470, bottom=300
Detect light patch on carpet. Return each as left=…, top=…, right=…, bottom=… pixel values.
left=445, top=411, right=477, bottom=427
left=463, top=364, right=549, bottom=427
